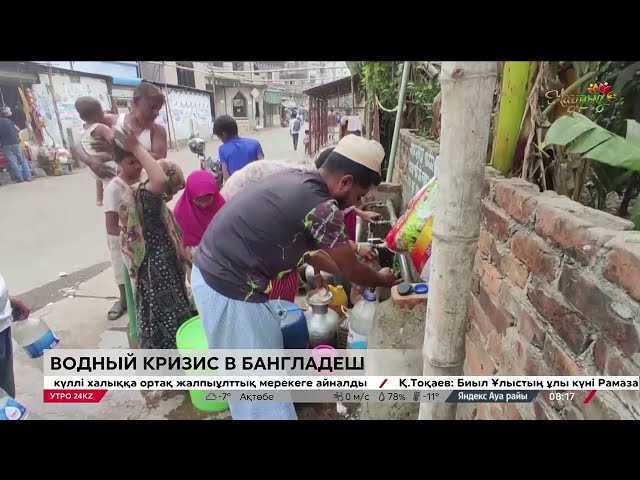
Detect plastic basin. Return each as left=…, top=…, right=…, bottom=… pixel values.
left=176, top=316, right=228, bottom=412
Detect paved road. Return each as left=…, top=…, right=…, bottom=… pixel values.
left=0, top=125, right=308, bottom=296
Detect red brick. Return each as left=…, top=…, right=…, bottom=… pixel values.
left=542, top=336, right=582, bottom=376
left=504, top=403, right=523, bottom=420
left=478, top=228, right=492, bottom=255
left=491, top=240, right=529, bottom=288
left=485, top=330, right=504, bottom=367
left=534, top=204, right=619, bottom=264
left=467, top=322, right=485, bottom=348
left=534, top=399, right=559, bottom=420
left=511, top=231, right=559, bottom=282
left=519, top=311, right=546, bottom=349
left=481, top=259, right=503, bottom=296
left=465, top=332, right=497, bottom=376
left=494, top=180, right=539, bottom=224
left=469, top=293, right=495, bottom=338
left=502, top=252, right=529, bottom=288
left=478, top=284, right=513, bottom=335
left=603, top=239, right=640, bottom=302
left=498, top=278, right=528, bottom=322
left=482, top=201, right=511, bottom=242
left=527, top=276, right=590, bottom=354
left=559, top=264, right=640, bottom=357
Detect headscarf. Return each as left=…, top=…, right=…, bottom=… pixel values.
left=119, top=160, right=187, bottom=279
left=173, top=171, right=225, bottom=247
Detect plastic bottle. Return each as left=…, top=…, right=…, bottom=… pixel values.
left=11, top=316, right=60, bottom=359
left=0, top=388, right=28, bottom=420
left=347, top=287, right=377, bottom=350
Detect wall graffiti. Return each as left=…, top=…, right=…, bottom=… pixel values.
left=33, top=73, right=110, bottom=148
left=405, top=141, right=439, bottom=201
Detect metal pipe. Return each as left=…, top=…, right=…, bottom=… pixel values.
left=385, top=199, right=414, bottom=283
left=47, top=63, right=67, bottom=148
left=385, top=61, right=412, bottom=183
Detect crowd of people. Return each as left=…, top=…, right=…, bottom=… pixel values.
left=1, top=82, right=400, bottom=420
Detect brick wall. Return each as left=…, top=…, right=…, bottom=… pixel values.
left=460, top=167, right=640, bottom=420
left=395, top=130, right=439, bottom=206
left=392, top=131, right=640, bottom=420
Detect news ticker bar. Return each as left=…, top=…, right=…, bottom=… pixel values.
left=44, top=375, right=640, bottom=391
left=43, top=389, right=547, bottom=404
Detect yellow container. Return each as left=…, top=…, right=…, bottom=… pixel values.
left=328, top=285, right=348, bottom=308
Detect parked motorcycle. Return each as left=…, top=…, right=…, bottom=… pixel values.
left=188, top=137, right=223, bottom=188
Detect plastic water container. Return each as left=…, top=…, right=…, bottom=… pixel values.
left=269, top=300, right=308, bottom=349
left=0, top=388, right=28, bottom=420
left=175, top=316, right=229, bottom=413
left=347, top=287, right=377, bottom=350
left=12, top=317, right=60, bottom=359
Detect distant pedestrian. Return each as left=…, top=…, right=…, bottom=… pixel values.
left=304, top=129, right=311, bottom=156
left=214, top=115, right=264, bottom=182
left=289, top=112, right=301, bottom=151
left=0, top=107, right=32, bottom=183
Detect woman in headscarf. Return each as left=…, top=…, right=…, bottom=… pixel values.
left=117, top=128, right=191, bottom=349
left=173, top=170, right=225, bottom=260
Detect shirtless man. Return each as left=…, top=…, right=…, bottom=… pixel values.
left=72, top=82, right=168, bottom=180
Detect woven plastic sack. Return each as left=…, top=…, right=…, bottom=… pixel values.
left=410, top=217, right=434, bottom=282
left=385, top=178, right=438, bottom=253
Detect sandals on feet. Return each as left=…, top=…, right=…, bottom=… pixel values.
left=107, top=300, right=126, bottom=320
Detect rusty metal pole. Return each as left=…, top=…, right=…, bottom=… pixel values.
left=47, top=64, right=67, bottom=148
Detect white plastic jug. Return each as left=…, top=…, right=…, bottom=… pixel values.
left=11, top=316, right=60, bottom=359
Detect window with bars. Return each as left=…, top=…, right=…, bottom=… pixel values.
left=176, top=61, right=195, bottom=88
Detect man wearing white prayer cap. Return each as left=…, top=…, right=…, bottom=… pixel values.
left=191, top=134, right=400, bottom=421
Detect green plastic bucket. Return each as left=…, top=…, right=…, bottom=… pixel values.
left=176, top=316, right=229, bottom=412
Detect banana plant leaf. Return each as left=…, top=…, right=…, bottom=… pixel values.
left=545, top=113, right=640, bottom=171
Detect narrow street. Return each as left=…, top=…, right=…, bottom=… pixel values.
left=1, top=124, right=316, bottom=420
left=1, top=125, right=308, bottom=297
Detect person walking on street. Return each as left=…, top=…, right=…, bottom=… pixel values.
left=289, top=112, right=301, bottom=151
left=0, top=107, right=32, bottom=183
left=0, top=272, right=30, bottom=398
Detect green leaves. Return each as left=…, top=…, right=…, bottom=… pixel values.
left=545, top=113, right=640, bottom=171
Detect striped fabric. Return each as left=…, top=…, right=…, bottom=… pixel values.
left=268, top=271, right=299, bottom=303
